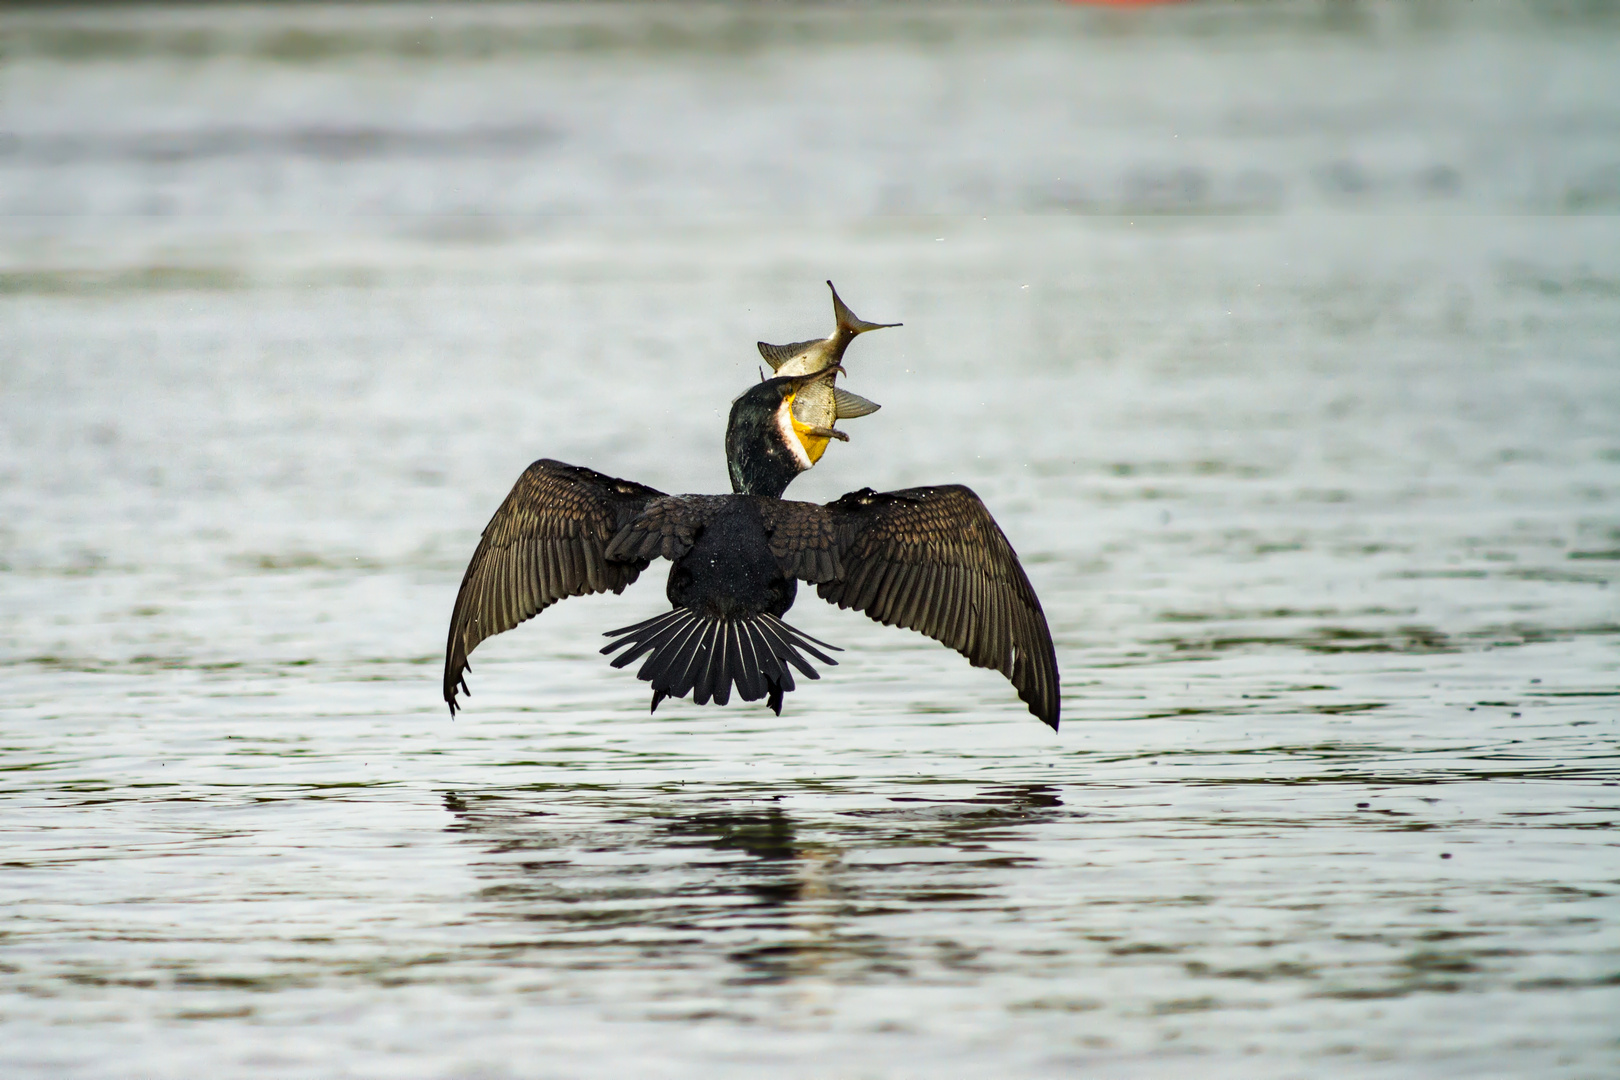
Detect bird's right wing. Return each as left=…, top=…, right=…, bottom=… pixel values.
left=444, top=459, right=667, bottom=714
left=759, top=486, right=1060, bottom=729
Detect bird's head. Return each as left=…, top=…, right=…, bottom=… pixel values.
left=726, top=366, right=848, bottom=498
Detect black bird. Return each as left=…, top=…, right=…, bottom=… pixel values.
left=443, top=370, right=1061, bottom=728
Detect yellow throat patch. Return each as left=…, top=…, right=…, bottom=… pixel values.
left=786, top=391, right=831, bottom=464
left=791, top=415, right=830, bottom=464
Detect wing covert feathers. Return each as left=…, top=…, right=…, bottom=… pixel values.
left=766, top=486, right=1061, bottom=729
left=603, top=495, right=726, bottom=565
left=443, top=459, right=666, bottom=714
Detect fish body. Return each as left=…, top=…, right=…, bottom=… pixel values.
left=757, top=281, right=899, bottom=463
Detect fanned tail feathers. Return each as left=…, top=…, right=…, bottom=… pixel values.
left=601, top=609, right=840, bottom=715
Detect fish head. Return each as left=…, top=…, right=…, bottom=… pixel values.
left=781, top=366, right=847, bottom=465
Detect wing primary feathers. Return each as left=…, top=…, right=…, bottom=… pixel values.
left=869, top=561, right=897, bottom=622
left=912, top=563, right=940, bottom=633
left=520, top=539, right=539, bottom=613
left=496, top=557, right=515, bottom=631
left=562, top=544, right=580, bottom=597
left=942, top=567, right=968, bottom=650
left=769, top=484, right=1060, bottom=729
left=897, top=564, right=926, bottom=630
left=574, top=538, right=592, bottom=593
left=547, top=539, right=565, bottom=599
left=582, top=539, right=603, bottom=593
left=443, top=458, right=664, bottom=715
left=962, top=579, right=984, bottom=659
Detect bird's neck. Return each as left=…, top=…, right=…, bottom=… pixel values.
left=726, top=409, right=805, bottom=499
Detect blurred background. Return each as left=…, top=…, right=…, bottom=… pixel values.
left=2, top=3, right=1618, bottom=1078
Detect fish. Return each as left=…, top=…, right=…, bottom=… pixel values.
left=757, top=281, right=900, bottom=463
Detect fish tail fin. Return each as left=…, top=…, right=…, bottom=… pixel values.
left=828, top=280, right=901, bottom=338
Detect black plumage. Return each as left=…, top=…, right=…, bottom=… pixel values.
left=443, top=371, right=1061, bottom=728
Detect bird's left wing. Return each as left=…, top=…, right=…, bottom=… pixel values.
left=759, top=486, right=1060, bottom=729
left=444, top=459, right=667, bottom=714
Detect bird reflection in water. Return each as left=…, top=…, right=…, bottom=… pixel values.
left=437, top=785, right=1067, bottom=987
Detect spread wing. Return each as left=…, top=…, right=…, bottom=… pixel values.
left=444, top=459, right=667, bottom=714
left=759, top=486, right=1060, bottom=729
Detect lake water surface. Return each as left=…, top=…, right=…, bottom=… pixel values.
left=2, top=4, right=1618, bottom=1078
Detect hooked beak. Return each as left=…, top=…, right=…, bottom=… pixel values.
left=785, top=363, right=846, bottom=394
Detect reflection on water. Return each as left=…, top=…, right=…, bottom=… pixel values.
left=2, top=2, right=1619, bottom=1078
left=434, top=769, right=1619, bottom=1013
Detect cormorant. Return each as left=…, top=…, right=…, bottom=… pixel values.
left=443, top=369, right=1060, bottom=728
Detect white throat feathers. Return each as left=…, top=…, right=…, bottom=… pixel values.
left=776, top=396, right=814, bottom=472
